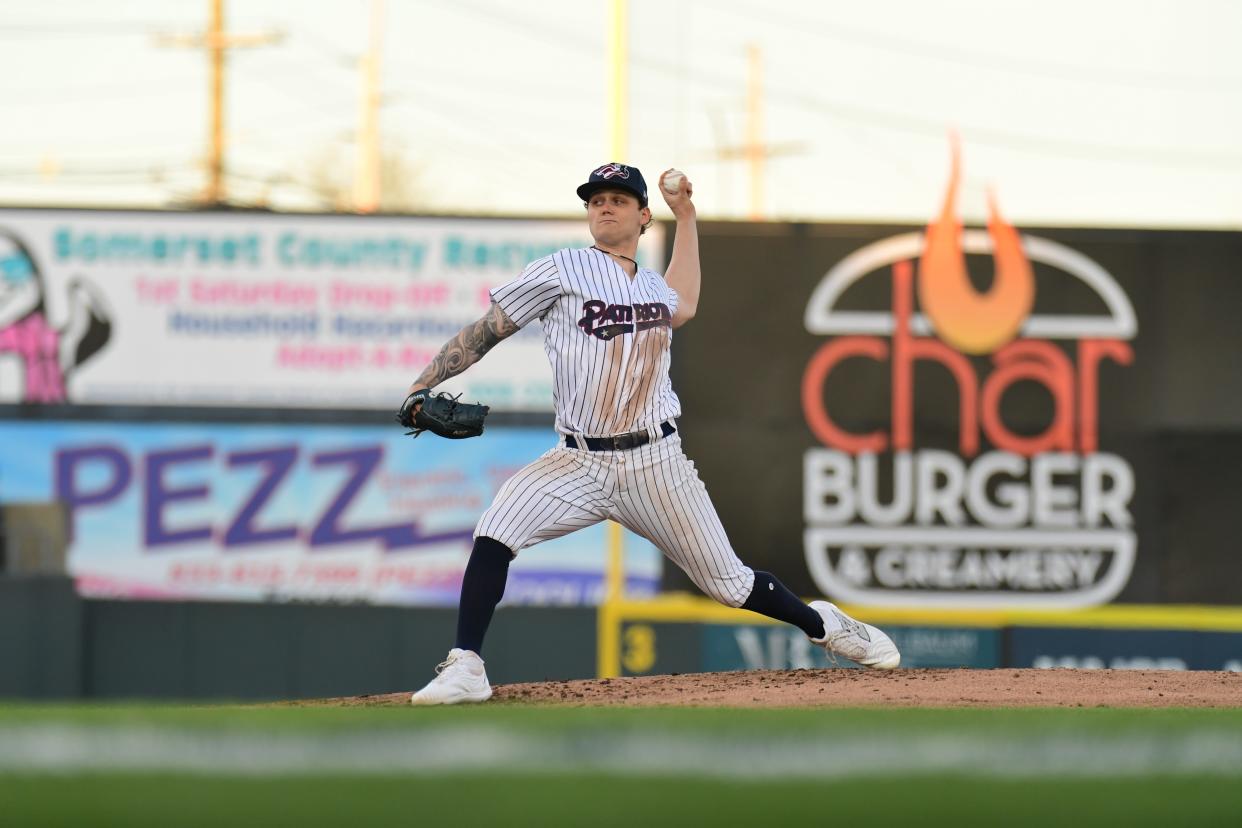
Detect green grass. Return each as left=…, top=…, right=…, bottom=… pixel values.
left=6, top=702, right=1242, bottom=731
left=2, top=704, right=1241, bottom=827
left=3, top=775, right=1242, bottom=828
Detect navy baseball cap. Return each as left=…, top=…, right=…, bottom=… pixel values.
left=576, top=162, right=648, bottom=207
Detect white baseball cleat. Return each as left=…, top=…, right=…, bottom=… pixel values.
left=410, top=648, right=493, bottom=705
left=809, top=601, right=901, bottom=670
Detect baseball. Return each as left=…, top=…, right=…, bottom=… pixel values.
left=662, top=170, right=686, bottom=195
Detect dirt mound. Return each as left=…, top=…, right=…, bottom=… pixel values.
left=303, top=668, right=1242, bottom=708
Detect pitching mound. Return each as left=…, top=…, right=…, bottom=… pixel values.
left=304, top=668, right=1242, bottom=708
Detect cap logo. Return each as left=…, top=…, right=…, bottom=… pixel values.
left=593, top=163, right=631, bottom=181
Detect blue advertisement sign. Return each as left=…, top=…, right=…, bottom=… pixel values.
left=0, top=421, right=660, bottom=606
left=700, top=623, right=1000, bottom=671
left=1009, top=627, right=1242, bottom=671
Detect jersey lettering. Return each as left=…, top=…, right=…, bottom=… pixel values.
left=577, top=299, right=671, bottom=340
left=491, top=247, right=683, bottom=436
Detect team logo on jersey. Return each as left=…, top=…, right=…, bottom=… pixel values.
left=578, top=300, right=671, bottom=340
left=592, top=163, right=632, bottom=181
left=800, top=138, right=1138, bottom=609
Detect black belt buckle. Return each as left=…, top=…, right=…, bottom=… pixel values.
left=611, top=431, right=647, bottom=451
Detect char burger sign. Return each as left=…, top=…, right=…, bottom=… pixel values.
left=801, top=146, right=1137, bottom=608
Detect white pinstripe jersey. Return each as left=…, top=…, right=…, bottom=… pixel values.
left=491, top=246, right=682, bottom=437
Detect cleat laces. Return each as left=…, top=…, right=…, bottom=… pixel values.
left=435, top=652, right=467, bottom=675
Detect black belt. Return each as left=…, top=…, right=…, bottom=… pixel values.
left=566, top=421, right=676, bottom=451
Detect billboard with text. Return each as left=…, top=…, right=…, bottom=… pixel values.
left=0, top=421, right=661, bottom=606
left=670, top=151, right=1242, bottom=607
left=0, top=209, right=664, bottom=410
left=799, top=154, right=1137, bottom=608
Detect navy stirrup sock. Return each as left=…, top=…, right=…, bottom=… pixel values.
left=454, top=536, right=513, bottom=655
left=741, top=571, right=826, bottom=640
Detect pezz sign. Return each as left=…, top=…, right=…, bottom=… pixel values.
left=56, top=443, right=468, bottom=551
left=800, top=144, right=1137, bottom=608
left=0, top=421, right=662, bottom=605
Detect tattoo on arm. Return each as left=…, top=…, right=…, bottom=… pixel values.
left=413, top=302, right=520, bottom=389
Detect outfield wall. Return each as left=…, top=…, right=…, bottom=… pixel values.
left=0, top=576, right=595, bottom=700
left=2, top=208, right=1241, bottom=699
left=4, top=577, right=1239, bottom=700
left=604, top=596, right=1242, bottom=677
left=610, top=615, right=1242, bottom=676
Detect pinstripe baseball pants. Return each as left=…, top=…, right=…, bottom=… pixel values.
left=475, top=431, right=756, bottom=607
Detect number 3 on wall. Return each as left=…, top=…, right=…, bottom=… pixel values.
left=622, top=624, right=656, bottom=674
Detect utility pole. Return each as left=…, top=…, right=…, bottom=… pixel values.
left=707, top=44, right=804, bottom=221
left=157, top=0, right=283, bottom=206
left=353, top=0, right=384, bottom=213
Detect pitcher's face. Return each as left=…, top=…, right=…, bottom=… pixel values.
left=586, top=189, right=649, bottom=246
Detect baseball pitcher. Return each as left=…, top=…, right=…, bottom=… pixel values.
left=399, top=163, right=900, bottom=704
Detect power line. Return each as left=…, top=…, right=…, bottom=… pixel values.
left=383, top=88, right=570, bottom=164
left=0, top=144, right=194, bottom=161
left=0, top=171, right=196, bottom=183
left=633, top=54, right=1242, bottom=172
left=444, top=0, right=600, bottom=57
left=5, top=85, right=201, bottom=109
left=291, top=25, right=359, bottom=69
left=0, top=132, right=201, bottom=155
left=0, top=160, right=194, bottom=174
left=698, top=0, right=1242, bottom=93
left=383, top=64, right=587, bottom=101
left=243, top=71, right=354, bottom=122
left=773, top=84, right=1242, bottom=170
left=0, top=22, right=186, bottom=38
left=246, top=31, right=358, bottom=92
left=434, top=0, right=1242, bottom=171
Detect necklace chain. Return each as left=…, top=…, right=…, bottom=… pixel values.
left=591, top=245, right=638, bottom=268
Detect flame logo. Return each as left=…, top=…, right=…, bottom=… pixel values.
left=918, top=137, right=1034, bottom=355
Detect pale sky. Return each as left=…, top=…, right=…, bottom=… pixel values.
left=2, top=0, right=1240, bottom=228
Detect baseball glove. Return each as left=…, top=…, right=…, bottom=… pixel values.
left=397, top=389, right=490, bottom=439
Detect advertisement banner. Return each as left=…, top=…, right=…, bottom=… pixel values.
left=0, top=421, right=661, bottom=606
left=671, top=149, right=1242, bottom=607
left=613, top=621, right=999, bottom=676
left=700, top=624, right=999, bottom=671
left=1009, top=627, right=1242, bottom=671
left=0, top=209, right=664, bottom=410
left=798, top=149, right=1138, bottom=608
